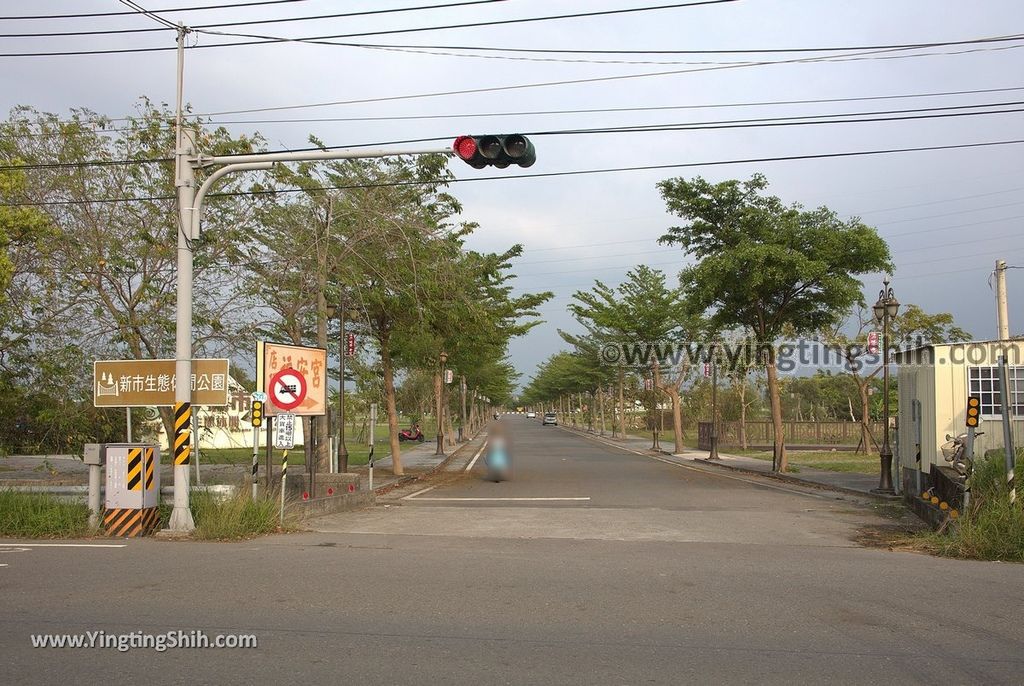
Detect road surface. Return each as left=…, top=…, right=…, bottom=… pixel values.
left=2, top=417, right=1021, bottom=684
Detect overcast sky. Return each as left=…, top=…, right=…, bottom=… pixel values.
left=3, top=0, right=1023, bottom=388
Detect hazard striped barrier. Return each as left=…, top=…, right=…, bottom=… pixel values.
left=174, top=401, right=191, bottom=465
left=104, top=507, right=160, bottom=537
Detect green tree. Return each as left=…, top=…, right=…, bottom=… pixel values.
left=658, top=173, right=891, bottom=471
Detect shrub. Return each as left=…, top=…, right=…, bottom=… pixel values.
left=0, top=490, right=91, bottom=538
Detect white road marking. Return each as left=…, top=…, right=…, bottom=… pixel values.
left=0, top=563, right=8, bottom=567
left=402, top=485, right=438, bottom=500
left=0, top=543, right=127, bottom=548
left=463, top=440, right=489, bottom=472
left=0, top=547, right=30, bottom=553
left=409, top=497, right=591, bottom=502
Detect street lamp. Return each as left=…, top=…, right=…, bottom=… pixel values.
left=709, top=345, right=720, bottom=460
left=325, top=302, right=349, bottom=474
left=872, top=276, right=900, bottom=494
left=436, top=351, right=449, bottom=455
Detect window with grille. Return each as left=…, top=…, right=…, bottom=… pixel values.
left=967, top=365, right=1024, bottom=417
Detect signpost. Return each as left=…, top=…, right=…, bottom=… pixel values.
left=274, top=412, right=296, bottom=525
left=257, top=342, right=328, bottom=417
left=93, top=358, right=230, bottom=407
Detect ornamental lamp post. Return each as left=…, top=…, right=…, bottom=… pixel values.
left=872, top=276, right=900, bottom=494
left=436, top=351, right=449, bottom=455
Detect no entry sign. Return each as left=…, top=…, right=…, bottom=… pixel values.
left=269, top=368, right=307, bottom=412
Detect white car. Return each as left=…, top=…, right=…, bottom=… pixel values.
left=526, top=411, right=537, bottom=418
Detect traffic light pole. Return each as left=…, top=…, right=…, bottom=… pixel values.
left=170, top=137, right=449, bottom=528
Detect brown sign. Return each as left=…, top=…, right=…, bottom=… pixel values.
left=257, top=342, right=328, bottom=416
left=93, top=359, right=231, bottom=407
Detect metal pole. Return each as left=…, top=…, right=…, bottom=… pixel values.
left=126, top=408, right=132, bottom=443
left=251, top=419, right=259, bottom=499
left=279, top=449, right=288, bottom=525
left=308, top=416, right=316, bottom=498
left=337, top=302, right=349, bottom=473
left=265, top=417, right=273, bottom=490
left=368, top=402, right=377, bottom=491
left=169, top=25, right=195, bottom=531
left=874, top=300, right=895, bottom=494
left=996, top=259, right=1010, bottom=340
left=460, top=375, right=467, bottom=442
left=709, top=348, right=720, bottom=460
left=88, top=463, right=101, bottom=529
left=192, top=409, right=202, bottom=486
left=998, top=354, right=1017, bottom=504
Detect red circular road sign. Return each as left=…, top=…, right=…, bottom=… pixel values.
left=269, top=367, right=307, bottom=411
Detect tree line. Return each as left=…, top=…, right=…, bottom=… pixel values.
left=0, top=101, right=551, bottom=472
left=521, top=174, right=969, bottom=471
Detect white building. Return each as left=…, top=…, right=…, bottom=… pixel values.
left=894, top=340, right=1023, bottom=482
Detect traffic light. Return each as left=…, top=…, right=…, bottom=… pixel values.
left=966, top=395, right=980, bottom=428
left=251, top=400, right=264, bottom=428
left=453, top=134, right=536, bottom=169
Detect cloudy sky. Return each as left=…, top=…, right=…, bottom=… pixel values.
left=3, top=0, right=1023, bottom=386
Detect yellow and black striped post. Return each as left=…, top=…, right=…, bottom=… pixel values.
left=174, top=401, right=191, bottom=466
left=126, top=448, right=143, bottom=491
left=280, top=450, right=288, bottom=525
left=144, top=447, right=155, bottom=491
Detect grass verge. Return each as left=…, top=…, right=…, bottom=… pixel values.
left=908, top=451, right=1024, bottom=562
left=181, top=490, right=291, bottom=540
left=0, top=490, right=92, bottom=538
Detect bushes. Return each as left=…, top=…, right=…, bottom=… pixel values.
left=928, top=451, right=1024, bottom=562
left=0, top=490, right=92, bottom=538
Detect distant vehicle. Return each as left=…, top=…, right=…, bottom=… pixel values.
left=526, top=411, right=537, bottom=419
left=398, top=427, right=425, bottom=442
left=542, top=412, right=557, bottom=426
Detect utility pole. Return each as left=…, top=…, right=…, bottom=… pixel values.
left=995, top=259, right=1010, bottom=340
left=169, top=24, right=196, bottom=532
left=460, top=375, right=467, bottom=442
left=327, top=302, right=349, bottom=473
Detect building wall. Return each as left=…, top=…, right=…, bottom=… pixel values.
left=898, top=341, right=1024, bottom=469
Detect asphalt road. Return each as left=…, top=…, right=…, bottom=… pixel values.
left=3, top=416, right=1022, bottom=685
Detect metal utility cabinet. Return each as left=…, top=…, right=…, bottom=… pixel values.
left=103, top=443, right=162, bottom=537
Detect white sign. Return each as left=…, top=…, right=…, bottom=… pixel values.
left=274, top=413, right=296, bottom=450
left=252, top=391, right=268, bottom=403
left=445, top=369, right=454, bottom=384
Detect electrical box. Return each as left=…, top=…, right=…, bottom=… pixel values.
left=103, top=443, right=161, bottom=537
left=83, top=443, right=105, bottom=466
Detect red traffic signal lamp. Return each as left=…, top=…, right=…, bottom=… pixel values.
left=453, top=134, right=536, bottom=169
left=966, top=396, right=980, bottom=428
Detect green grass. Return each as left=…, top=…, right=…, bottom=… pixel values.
left=187, top=490, right=288, bottom=540
left=199, top=438, right=416, bottom=468
left=912, top=451, right=1024, bottom=562
left=739, top=450, right=876, bottom=474
left=0, top=490, right=92, bottom=538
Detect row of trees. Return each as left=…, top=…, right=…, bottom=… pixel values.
left=0, top=101, right=551, bottom=471
left=522, top=174, right=968, bottom=471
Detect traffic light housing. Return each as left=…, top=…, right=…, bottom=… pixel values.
left=453, top=134, right=536, bottom=169
left=966, top=395, right=980, bottom=428
left=251, top=400, right=264, bottom=428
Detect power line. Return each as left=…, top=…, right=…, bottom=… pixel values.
left=0, top=0, right=311, bottom=21
left=118, top=0, right=178, bottom=30
left=192, top=42, right=1024, bottom=117
left=4, top=137, right=1024, bottom=208
left=0, top=0, right=509, bottom=38
left=0, top=0, right=738, bottom=53
left=6, top=97, right=1024, bottom=172
left=340, top=33, right=1024, bottom=56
